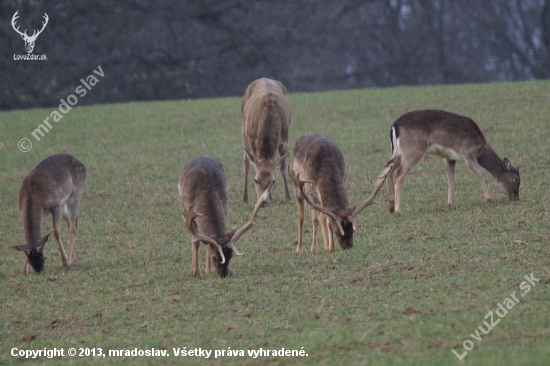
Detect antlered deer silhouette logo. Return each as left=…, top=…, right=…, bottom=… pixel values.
left=11, top=11, right=49, bottom=54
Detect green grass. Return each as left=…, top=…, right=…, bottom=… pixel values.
left=0, top=80, right=549, bottom=365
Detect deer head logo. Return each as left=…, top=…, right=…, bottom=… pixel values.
left=11, top=11, right=49, bottom=54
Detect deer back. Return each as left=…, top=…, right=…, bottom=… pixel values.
left=18, top=154, right=85, bottom=243
left=391, top=109, right=487, bottom=157
left=293, top=134, right=350, bottom=213
left=178, top=156, right=229, bottom=239
left=242, top=78, right=291, bottom=160
left=14, top=153, right=85, bottom=272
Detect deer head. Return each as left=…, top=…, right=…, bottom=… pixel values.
left=244, top=148, right=289, bottom=206
left=182, top=182, right=272, bottom=278
left=10, top=231, right=52, bottom=273
left=12, top=11, right=49, bottom=54
left=498, top=158, right=520, bottom=201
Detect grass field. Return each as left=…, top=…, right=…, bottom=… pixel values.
left=0, top=80, right=549, bottom=365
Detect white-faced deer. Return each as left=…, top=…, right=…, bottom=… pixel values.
left=11, top=11, right=49, bottom=54
left=387, top=109, right=520, bottom=213
left=178, top=156, right=272, bottom=278
left=289, top=134, right=399, bottom=253
left=11, top=154, right=86, bottom=275
left=241, top=78, right=291, bottom=205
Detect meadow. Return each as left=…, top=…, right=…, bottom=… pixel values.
left=0, top=80, right=549, bottom=365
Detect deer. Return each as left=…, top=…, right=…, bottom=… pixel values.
left=241, top=78, right=292, bottom=205
left=10, top=154, right=86, bottom=275
left=386, top=109, right=520, bottom=213
left=11, top=11, right=49, bottom=54
left=178, top=156, right=272, bottom=278
left=288, top=134, right=400, bottom=253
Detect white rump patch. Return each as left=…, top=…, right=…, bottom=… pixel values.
left=391, top=127, right=399, bottom=156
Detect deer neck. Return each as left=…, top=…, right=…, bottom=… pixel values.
left=21, top=200, right=44, bottom=247
left=198, top=215, right=228, bottom=241
left=319, top=180, right=350, bottom=216
left=477, top=144, right=505, bottom=179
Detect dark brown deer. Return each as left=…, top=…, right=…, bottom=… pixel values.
left=387, top=109, right=520, bottom=213
left=241, top=78, right=291, bottom=205
left=178, top=156, right=271, bottom=278
left=11, top=154, right=86, bottom=275
left=289, top=134, right=399, bottom=253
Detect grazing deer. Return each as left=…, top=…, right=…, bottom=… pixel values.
left=178, top=156, right=272, bottom=278
left=11, top=11, right=49, bottom=54
left=289, top=134, right=399, bottom=253
left=11, top=154, right=86, bottom=275
left=387, top=109, right=520, bottom=213
left=241, top=78, right=292, bottom=205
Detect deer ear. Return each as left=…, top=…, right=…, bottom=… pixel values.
left=40, top=231, right=52, bottom=248
left=503, top=157, right=512, bottom=171
left=244, top=148, right=258, bottom=165
left=10, top=245, right=30, bottom=255
left=276, top=151, right=290, bottom=167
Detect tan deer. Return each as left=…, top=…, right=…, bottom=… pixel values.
left=11, top=154, right=86, bottom=275
left=289, top=134, right=399, bottom=253
left=241, top=78, right=291, bottom=205
left=387, top=109, right=520, bottom=213
left=178, top=156, right=272, bottom=278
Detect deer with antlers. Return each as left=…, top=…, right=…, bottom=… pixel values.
left=289, top=134, right=399, bottom=253
left=10, top=154, right=86, bottom=275
left=387, top=109, right=520, bottom=213
left=241, top=78, right=292, bottom=205
left=178, top=156, right=271, bottom=278
left=11, top=11, right=49, bottom=54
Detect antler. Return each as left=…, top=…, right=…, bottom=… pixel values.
left=288, top=166, right=345, bottom=236
left=349, top=155, right=401, bottom=230
left=227, top=181, right=274, bottom=254
left=181, top=207, right=226, bottom=264
left=11, top=11, right=27, bottom=37
left=29, top=13, right=49, bottom=40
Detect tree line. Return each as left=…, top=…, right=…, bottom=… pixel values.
left=1, top=0, right=549, bottom=110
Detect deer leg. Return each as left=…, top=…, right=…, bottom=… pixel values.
left=52, top=208, right=70, bottom=267
left=22, top=258, right=29, bottom=276
left=242, top=153, right=250, bottom=203
left=310, top=208, right=319, bottom=254
left=278, top=143, right=291, bottom=203
left=387, top=167, right=396, bottom=213
left=319, top=212, right=330, bottom=251
left=328, top=217, right=335, bottom=252
left=205, top=246, right=212, bottom=274
left=295, top=185, right=305, bottom=253
left=444, top=159, right=456, bottom=209
left=191, top=240, right=200, bottom=277
left=64, top=198, right=79, bottom=264
left=465, top=157, right=493, bottom=202
left=393, top=164, right=408, bottom=214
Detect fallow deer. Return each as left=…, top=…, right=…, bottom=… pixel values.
left=11, top=153, right=86, bottom=275
left=178, top=156, right=272, bottom=278
left=241, top=78, right=291, bottom=205
left=289, top=134, right=399, bottom=253
left=387, top=109, right=520, bottom=213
